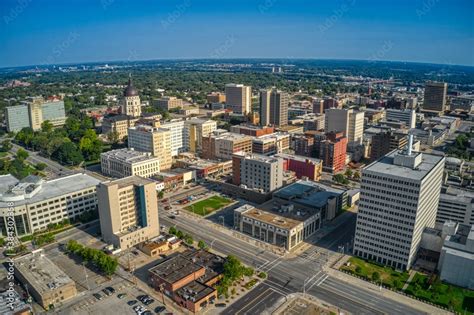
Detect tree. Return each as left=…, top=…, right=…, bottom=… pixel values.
left=79, top=129, right=103, bottom=161
left=344, top=168, right=353, bottom=178
left=0, top=140, right=12, bottom=152
left=106, top=131, right=120, bottom=144
left=41, top=120, right=54, bottom=133
left=372, top=271, right=380, bottom=282
left=54, top=142, right=83, bottom=165
left=184, top=234, right=193, bottom=245
left=16, top=148, right=29, bottom=161
left=176, top=230, right=184, bottom=239
left=355, top=266, right=362, bottom=274
left=169, top=226, right=177, bottom=235
left=353, top=171, right=361, bottom=180
left=198, top=240, right=207, bottom=250
left=333, top=173, right=349, bottom=185
left=35, top=162, right=47, bottom=171
left=158, top=190, right=164, bottom=199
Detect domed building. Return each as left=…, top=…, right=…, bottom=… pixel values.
left=120, top=76, right=142, bottom=117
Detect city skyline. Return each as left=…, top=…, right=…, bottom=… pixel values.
left=0, top=0, right=473, bottom=68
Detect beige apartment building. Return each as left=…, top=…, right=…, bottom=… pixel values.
left=102, top=115, right=139, bottom=140
left=225, top=84, right=252, bottom=114
left=252, top=132, right=290, bottom=155
left=184, top=118, right=217, bottom=154
left=101, top=148, right=161, bottom=178
left=128, top=125, right=173, bottom=170
left=154, top=96, right=184, bottom=111
left=201, top=131, right=253, bottom=160
left=325, top=108, right=364, bottom=146
left=97, top=176, right=160, bottom=250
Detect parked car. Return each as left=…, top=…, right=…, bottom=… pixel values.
left=117, top=293, right=127, bottom=299
left=102, top=288, right=112, bottom=296
left=215, top=303, right=226, bottom=307
left=106, top=286, right=116, bottom=293
left=143, top=298, right=155, bottom=305
left=154, top=306, right=166, bottom=314
left=128, top=300, right=138, bottom=306
left=93, top=293, right=103, bottom=300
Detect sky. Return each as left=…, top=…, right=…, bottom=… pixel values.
left=0, top=0, right=473, bottom=68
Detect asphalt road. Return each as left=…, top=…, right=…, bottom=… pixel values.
left=160, top=212, right=427, bottom=315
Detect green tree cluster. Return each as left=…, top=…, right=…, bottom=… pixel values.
left=66, top=240, right=118, bottom=275
left=216, top=255, right=254, bottom=297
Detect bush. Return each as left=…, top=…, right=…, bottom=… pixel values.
left=355, top=266, right=362, bottom=274
left=258, top=272, right=267, bottom=279
left=372, top=271, right=380, bottom=282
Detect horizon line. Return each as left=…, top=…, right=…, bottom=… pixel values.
left=1, top=57, right=473, bottom=72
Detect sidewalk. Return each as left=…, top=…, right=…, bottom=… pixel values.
left=326, top=257, right=452, bottom=315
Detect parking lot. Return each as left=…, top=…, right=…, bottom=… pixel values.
left=58, top=282, right=168, bottom=315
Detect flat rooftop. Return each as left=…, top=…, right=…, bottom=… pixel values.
left=242, top=206, right=303, bottom=230
left=14, top=251, right=74, bottom=294
left=149, top=255, right=204, bottom=284
left=0, top=173, right=101, bottom=207
left=101, top=148, right=158, bottom=163
left=234, top=151, right=280, bottom=164
left=175, top=280, right=215, bottom=303
left=364, top=150, right=444, bottom=181
left=102, top=175, right=154, bottom=188
left=273, top=180, right=344, bottom=208
left=275, top=153, right=322, bottom=165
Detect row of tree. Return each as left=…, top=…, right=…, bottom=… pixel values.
left=168, top=226, right=194, bottom=245
left=14, top=113, right=103, bottom=166
left=66, top=240, right=118, bottom=276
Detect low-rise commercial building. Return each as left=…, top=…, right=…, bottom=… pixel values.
left=275, top=153, right=322, bottom=181
left=153, top=97, right=184, bottom=111
left=438, top=222, right=474, bottom=289
left=436, top=186, right=474, bottom=228
left=100, top=148, right=161, bottom=178
left=175, top=154, right=233, bottom=179
left=207, top=92, right=226, bottom=104
left=97, top=176, right=159, bottom=249
left=0, top=174, right=100, bottom=236
left=148, top=250, right=222, bottom=313
left=14, top=250, right=77, bottom=309
left=230, top=124, right=274, bottom=137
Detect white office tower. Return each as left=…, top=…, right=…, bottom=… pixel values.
left=353, top=136, right=445, bottom=270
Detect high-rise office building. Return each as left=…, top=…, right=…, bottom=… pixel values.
left=353, top=140, right=445, bottom=270
left=120, top=77, right=142, bottom=117
left=5, top=105, right=30, bottom=132
left=325, top=108, right=364, bottom=146
left=225, top=84, right=252, bottom=114
left=184, top=118, right=217, bottom=154
left=369, top=130, right=408, bottom=161
left=423, top=81, right=447, bottom=113
left=5, top=98, right=66, bottom=132
left=259, top=89, right=289, bottom=127
left=97, top=176, right=159, bottom=249
left=128, top=125, right=172, bottom=170
left=386, top=109, right=416, bottom=129
left=318, top=131, right=348, bottom=173
left=232, top=151, right=283, bottom=193
left=160, top=119, right=186, bottom=156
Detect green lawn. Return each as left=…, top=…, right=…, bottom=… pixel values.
left=341, top=258, right=474, bottom=314
left=340, top=257, right=409, bottom=290
left=405, top=274, right=474, bottom=314
left=0, top=152, right=8, bottom=157
left=184, top=195, right=232, bottom=216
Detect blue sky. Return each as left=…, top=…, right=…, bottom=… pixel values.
left=0, top=0, right=473, bottom=67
